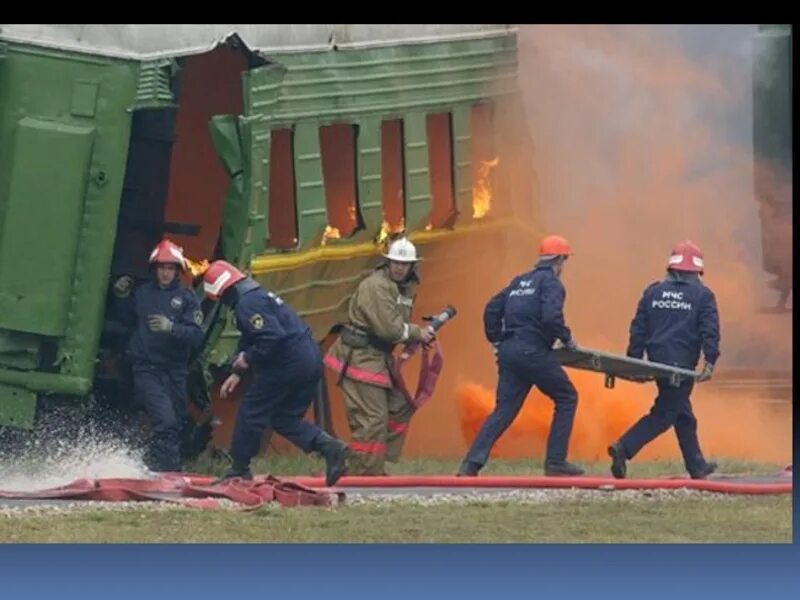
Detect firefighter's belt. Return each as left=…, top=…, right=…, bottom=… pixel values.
left=340, top=324, right=394, bottom=354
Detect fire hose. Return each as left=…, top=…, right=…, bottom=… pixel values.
left=390, top=305, right=456, bottom=409
left=0, top=474, right=344, bottom=510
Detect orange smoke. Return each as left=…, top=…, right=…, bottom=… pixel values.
left=395, top=27, right=792, bottom=466
left=455, top=367, right=791, bottom=463
left=287, top=27, right=792, bottom=467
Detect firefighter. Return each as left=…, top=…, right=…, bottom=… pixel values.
left=202, top=260, right=349, bottom=486
left=608, top=241, right=720, bottom=479
left=458, top=234, right=584, bottom=477
left=111, top=240, right=204, bottom=473
left=324, top=237, right=436, bottom=476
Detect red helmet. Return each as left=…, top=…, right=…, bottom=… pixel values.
left=203, top=260, right=246, bottom=300
left=539, top=234, right=572, bottom=257
left=667, top=240, right=704, bottom=273
left=149, top=239, right=186, bottom=271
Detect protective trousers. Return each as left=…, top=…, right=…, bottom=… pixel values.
left=618, top=380, right=706, bottom=474
left=229, top=335, right=325, bottom=467
left=340, top=377, right=413, bottom=475
left=132, top=365, right=188, bottom=473
left=464, top=341, right=578, bottom=467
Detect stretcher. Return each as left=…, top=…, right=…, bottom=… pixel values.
left=552, top=346, right=700, bottom=388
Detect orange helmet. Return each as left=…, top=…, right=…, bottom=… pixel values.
left=667, top=240, right=704, bottom=273
left=202, top=260, right=247, bottom=301
left=539, top=235, right=572, bottom=257
left=149, top=239, right=186, bottom=270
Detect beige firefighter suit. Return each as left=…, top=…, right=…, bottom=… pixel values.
left=324, top=265, right=424, bottom=475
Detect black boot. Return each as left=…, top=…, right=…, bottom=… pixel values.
left=690, top=461, right=718, bottom=480
left=456, top=461, right=481, bottom=477
left=544, top=460, right=585, bottom=477
left=214, top=462, right=253, bottom=484
left=608, top=442, right=627, bottom=479
left=312, top=432, right=350, bottom=487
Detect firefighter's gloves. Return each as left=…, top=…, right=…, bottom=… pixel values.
left=148, top=314, right=174, bottom=333
left=697, top=362, right=714, bottom=383
left=113, top=275, right=134, bottom=298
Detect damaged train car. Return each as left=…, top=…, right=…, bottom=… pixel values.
left=0, top=25, right=540, bottom=448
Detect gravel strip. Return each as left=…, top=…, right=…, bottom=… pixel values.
left=344, top=487, right=738, bottom=506
left=0, top=487, right=743, bottom=516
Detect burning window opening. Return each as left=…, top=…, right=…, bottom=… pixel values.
left=381, top=119, right=406, bottom=232
left=472, top=157, right=500, bottom=219
left=320, top=123, right=361, bottom=243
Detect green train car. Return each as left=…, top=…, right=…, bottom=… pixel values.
left=0, top=25, right=540, bottom=435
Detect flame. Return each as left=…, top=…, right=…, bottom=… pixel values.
left=425, top=223, right=433, bottom=231
left=472, top=157, right=500, bottom=219
left=185, top=258, right=210, bottom=277
left=347, top=206, right=357, bottom=226
left=321, top=225, right=342, bottom=246
left=375, top=219, right=406, bottom=245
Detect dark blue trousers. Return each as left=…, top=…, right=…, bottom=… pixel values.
left=133, top=365, right=187, bottom=472
left=465, top=341, right=578, bottom=466
left=230, top=335, right=324, bottom=466
left=619, top=380, right=706, bottom=474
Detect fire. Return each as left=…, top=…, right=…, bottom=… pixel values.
left=375, top=219, right=406, bottom=245
left=321, top=225, right=342, bottom=246
left=472, top=157, right=500, bottom=219
left=185, top=258, right=210, bottom=277
left=425, top=223, right=433, bottom=231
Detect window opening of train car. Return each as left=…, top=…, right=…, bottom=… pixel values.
left=319, top=123, right=362, bottom=244
left=267, top=127, right=299, bottom=250
left=111, top=45, right=246, bottom=283
left=162, top=47, right=246, bottom=270
left=470, top=102, right=499, bottom=220
left=379, top=119, right=406, bottom=243
left=426, top=112, right=457, bottom=229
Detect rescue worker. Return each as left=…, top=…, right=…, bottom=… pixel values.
left=458, top=234, right=584, bottom=477
left=112, top=240, right=204, bottom=473
left=608, top=240, right=720, bottom=479
left=202, top=260, right=349, bottom=486
left=324, top=237, right=436, bottom=476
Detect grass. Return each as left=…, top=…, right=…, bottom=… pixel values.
left=188, top=452, right=788, bottom=480
left=0, top=494, right=790, bottom=543
left=0, top=457, right=791, bottom=543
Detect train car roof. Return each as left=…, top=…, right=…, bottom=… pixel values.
left=0, top=24, right=516, bottom=60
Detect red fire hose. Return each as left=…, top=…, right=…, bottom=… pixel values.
left=0, top=474, right=344, bottom=510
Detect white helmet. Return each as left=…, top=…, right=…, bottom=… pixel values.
left=383, top=237, right=421, bottom=263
